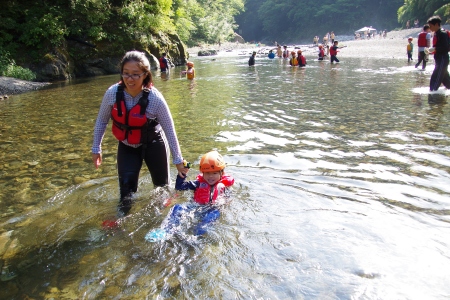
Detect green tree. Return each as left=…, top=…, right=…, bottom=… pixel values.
left=398, top=0, right=450, bottom=27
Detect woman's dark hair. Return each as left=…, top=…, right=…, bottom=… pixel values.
left=120, top=50, right=153, bottom=88
left=427, top=16, right=441, bottom=26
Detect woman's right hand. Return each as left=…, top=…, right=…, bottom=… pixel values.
left=92, top=153, right=102, bottom=169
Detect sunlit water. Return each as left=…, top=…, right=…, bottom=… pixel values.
left=1, top=51, right=450, bottom=299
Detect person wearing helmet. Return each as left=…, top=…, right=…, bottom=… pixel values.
left=407, top=37, right=414, bottom=62
left=175, top=150, right=234, bottom=205
left=318, top=44, right=326, bottom=61
left=289, top=51, right=298, bottom=66
left=297, top=50, right=306, bottom=67
left=181, top=61, right=195, bottom=79
left=145, top=151, right=234, bottom=241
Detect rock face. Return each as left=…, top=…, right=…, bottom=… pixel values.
left=198, top=49, right=218, bottom=56
left=232, top=32, right=245, bottom=44
left=31, top=32, right=188, bottom=81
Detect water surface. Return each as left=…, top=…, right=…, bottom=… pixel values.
left=1, top=53, right=450, bottom=299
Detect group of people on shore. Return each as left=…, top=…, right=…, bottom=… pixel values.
left=406, top=16, right=450, bottom=92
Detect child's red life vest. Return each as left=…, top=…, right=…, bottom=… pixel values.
left=330, top=46, right=338, bottom=56
left=193, top=174, right=234, bottom=205
left=111, top=84, right=150, bottom=145
left=299, top=55, right=306, bottom=65
left=319, top=49, right=325, bottom=58
left=417, top=32, right=428, bottom=47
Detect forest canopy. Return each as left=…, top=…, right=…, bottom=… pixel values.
left=0, top=0, right=244, bottom=60
left=235, top=0, right=404, bottom=43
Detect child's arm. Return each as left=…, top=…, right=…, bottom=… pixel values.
left=175, top=174, right=199, bottom=191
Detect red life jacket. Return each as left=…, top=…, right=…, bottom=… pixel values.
left=193, top=174, right=234, bottom=205
left=299, top=55, right=306, bottom=65
left=159, top=57, right=167, bottom=69
left=417, top=32, right=428, bottom=47
left=330, top=46, right=338, bottom=56
left=432, top=29, right=450, bottom=52
left=111, top=84, right=150, bottom=145
left=319, top=49, right=325, bottom=58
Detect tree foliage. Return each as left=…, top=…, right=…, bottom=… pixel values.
left=0, top=0, right=244, bottom=62
left=236, top=0, right=404, bottom=43
left=398, top=0, right=450, bottom=27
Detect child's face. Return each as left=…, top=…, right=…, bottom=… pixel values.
left=203, top=171, right=221, bottom=185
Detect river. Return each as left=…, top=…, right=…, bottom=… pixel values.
left=1, top=51, right=450, bottom=299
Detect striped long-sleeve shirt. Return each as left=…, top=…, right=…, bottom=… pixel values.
left=92, top=83, right=183, bottom=164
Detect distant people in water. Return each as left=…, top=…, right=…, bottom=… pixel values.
left=181, top=61, right=195, bottom=79
left=289, top=51, right=298, bottom=66
left=248, top=51, right=256, bottom=66
left=318, top=44, right=326, bottom=61
left=282, top=45, right=289, bottom=59
left=415, top=25, right=431, bottom=70
left=297, top=50, right=306, bottom=67
left=427, top=15, right=450, bottom=91
left=268, top=50, right=275, bottom=59
left=330, top=41, right=341, bottom=63
left=407, top=37, right=414, bottom=62
left=159, top=53, right=169, bottom=72
left=277, top=44, right=283, bottom=58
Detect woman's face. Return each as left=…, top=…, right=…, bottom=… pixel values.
left=122, top=61, right=147, bottom=96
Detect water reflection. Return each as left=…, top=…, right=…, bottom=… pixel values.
left=1, top=54, right=450, bottom=298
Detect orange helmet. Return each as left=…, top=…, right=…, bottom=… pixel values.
left=408, top=37, right=413, bottom=41
left=187, top=61, right=194, bottom=67
left=199, top=151, right=225, bottom=172
left=297, top=50, right=302, bottom=54
left=319, top=44, right=323, bottom=49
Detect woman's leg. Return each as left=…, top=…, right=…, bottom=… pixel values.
left=143, top=130, right=170, bottom=187
left=117, top=142, right=143, bottom=214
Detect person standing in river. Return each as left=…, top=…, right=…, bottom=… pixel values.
left=415, top=24, right=431, bottom=70
left=248, top=51, right=256, bottom=66
left=91, top=50, right=188, bottom=215
left=427, top=16, right=450, bottom=91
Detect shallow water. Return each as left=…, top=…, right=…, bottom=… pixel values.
left=1, top=53, right=450, bottom=299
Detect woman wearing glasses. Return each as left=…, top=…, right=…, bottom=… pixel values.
left=92, top=50, right=188, bottom=215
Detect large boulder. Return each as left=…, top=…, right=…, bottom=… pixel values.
left=29, top=32, right=188, bottom=81
left=198, top=49, right=218, bottom=56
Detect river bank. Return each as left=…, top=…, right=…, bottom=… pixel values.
left=0, top=76, right=51, bottom=97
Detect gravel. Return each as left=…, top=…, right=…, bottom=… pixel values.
left=0, top=76, right=51, bottom=97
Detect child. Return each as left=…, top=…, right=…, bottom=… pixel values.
left=181, top=61, right=195, bottom=79
left=289, top=51, right=298, bottom=66
left=145, top=151, right=235, bottom=241
left=268, top=49, right=275, bottom=59
left=415, top=25, right=431, bottom=70
left=330, top=41, right=340, bottom=63
left=318, top=44, right=325, bottom=61
left=407, top=37, right=414, bottom=62
left=297, top=50, right=306, bottom=67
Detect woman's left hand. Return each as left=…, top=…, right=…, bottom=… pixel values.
left=176, top=163, right=188, bottom=178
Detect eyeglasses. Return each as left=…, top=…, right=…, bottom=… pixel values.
left=121, top=72, right=146, bottom=80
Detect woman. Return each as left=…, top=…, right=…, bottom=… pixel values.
left=91, top=50, right=187, bottom=215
